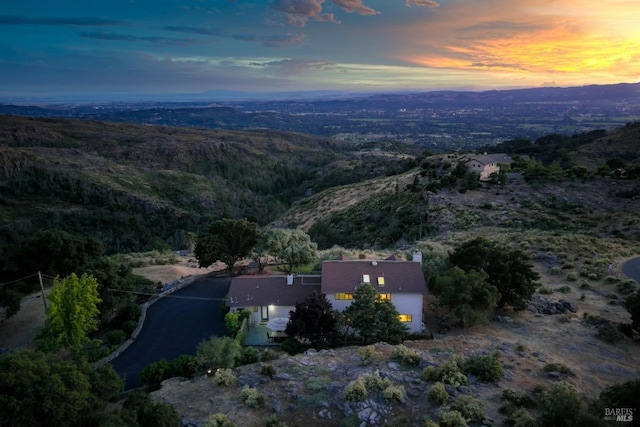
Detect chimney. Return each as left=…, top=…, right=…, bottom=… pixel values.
left=287, top=274, right=293, bottom=285
left=412, top=250, right=422, bottom=265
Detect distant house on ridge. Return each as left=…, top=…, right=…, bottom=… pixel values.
left=463, top=153, right=514, bottom=181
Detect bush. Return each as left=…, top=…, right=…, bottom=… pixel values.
left=361, top=370, right=392, bottom=392
left=358, top=345, right=377, bottom=365
left=439, top=409, right=468, bottom=427
left=447, top=395, right=485, bottom=422
left=343, top=379, right=368, bottom=402
left=538, top=286, right=553, bottom=295
left=238, top=346, right=261, bottom=366
left=618, top=279, right=639, bottom=294
left=106, top=329, right=127, bottom=346
left=264, top=414, right=290, bottom=427
left=596, top=324, right=625, bottom=344
left=442, top=371, right=468, bottom=388
left=281, top=338, right=302, bottom=355
left=428, top=382, right=449, bottom=405
left=463, top=355, right=502, bottom=382
left=214, top=368, right=237, bottom=386
left=261, top=348, right=280, bottom=362
left=260, top=364, right=275, bottom=378
left=507, top=408, right=537, bottom=427
left=140, top=358, right=171, bottom=390
left=382, top=385, right=405, bottom=403
left=240, top=386, right=265, bottom=408
left=557, top=285, right=572, bottom=293
left=579, top=282, right=592, bottom=290
left=204, top=413, right=236, bottom=427
left=170, top=354, right=198, bottom=378
left=543, top=363, right=574, bottom=376
left=536, top=382, right=583, bottom=426
left=391, top=344, right=421, bottom=365
left=566, top=272, right=578, bottom=282
left=422, top=365, right=442, bottom=382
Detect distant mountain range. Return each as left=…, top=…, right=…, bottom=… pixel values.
left=1, top=83, right=639, bottom=151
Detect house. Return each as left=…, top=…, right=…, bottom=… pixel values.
left=227, top=252, right=428, bottom=334
left=463, top=153, right=513, bottom=181
left=321, top=254, right=427, bottom=333
left=227, top=274, right=321, bottom=325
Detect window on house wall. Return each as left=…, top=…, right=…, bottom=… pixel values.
left=253, top=306, right=258, bottom=312
left=377, top=276, right=385, bottom=286
left=335, top=293, right=353, bottom=300
left=398, top=314, right=412, bottom=322
left=362, top=274, right=370, bottom=284
left=376, top=293, right=391, bottom=301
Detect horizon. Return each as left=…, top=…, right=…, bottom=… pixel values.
left=2, top=1, right=639, bottom=101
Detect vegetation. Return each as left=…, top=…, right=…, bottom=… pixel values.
left=343, top=284, right=409, bottom=344
left=285, top=292, right=338, bottom=348
left=36, top=273, right=101, bottom=354
left=263, top=228, right=318, bottom=274
left=196, top=336, right=243, bottom=371
left=195, top=218, right=260, bottom=272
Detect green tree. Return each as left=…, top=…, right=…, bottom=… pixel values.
left=625, top=288, right=640, bottom=329
left=120, top=392, right=180, bottom=427
left=194, top=219, right=260, bottom=273
left=449, top=237, right=540, bottom=311
left=264, top=228, right=318, bottom=274
left=37, top=273, right=102, bottom=353
left=431, top=267, right=499, bottom=327
left=78, top=256, right=137, bottom=323
left=13, top=229, right=105, bottom=277
left=344, top=284, right=409, bottom=344
left=196, top=336, right=242, bottom=370
left=0, top=349, right=122, bottom=426
left=285, top=292, right=338, bottom=348
left=0, top=287, right=22, bottom=318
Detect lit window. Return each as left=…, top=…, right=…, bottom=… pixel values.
left=335, top=293, right=353, bottom=300
left=376, top=293, right=391, bottom=301
left=398, top=314, right=412, bottom=322
left=377, top=276, right=385, bottom=286
left=362, top=274, right=370, bottom=284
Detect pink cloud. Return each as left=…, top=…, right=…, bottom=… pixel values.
left=270, top=0, right=380, bottom=26
left=405, top=0, right=440, bottom=8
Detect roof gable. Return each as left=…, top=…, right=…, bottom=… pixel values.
left=321, top=260, right=427, bottom=294
left=228, top=275, right=320, bottom=308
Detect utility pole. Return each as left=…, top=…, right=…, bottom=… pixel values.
left=37, top=271, right=47, bottom=311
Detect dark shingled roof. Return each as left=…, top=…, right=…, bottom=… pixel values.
left=228, top=275, right=321, bottom=307
left=321, top=260, right=427, bottom=294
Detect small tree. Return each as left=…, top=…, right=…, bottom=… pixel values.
left=625, top=289, right=640, bottom=329
left=285, top=292, right=338, bottom=348
left=37, top=273, right=102, bottom=353
left=194, top=219, right=260, bottom=273
left=344, top=284, right=409, bottom=344
left=196, top=336, right=242, bottom=370
left=264, top=228, right=317, bottom=274
left=431, top=267, right=499, bottom=327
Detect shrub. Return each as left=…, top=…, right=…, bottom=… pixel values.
left=579, top=282, right=592, bottom=290
left=362, top=370, right=392, bottom=392
left=463, top=355, right=503, bottom=383
left=238, top=346, right=261, bottom=366
left=439, top=409, right=468, bottom=427
left=264, top=415, right=289, bottom=427
left=442, top=371, right=468, bottom=388
left=383, top=385, right=405, bottom=403
left=538, top=286, right=553, bottom=295
left=618, top=279, right=639, bottom=295
left=507, top=408, right=537, bottom=427
left=261, top=348, right=280, bottom=362
left=391, top=344, right=421, bottom=365
left=549, top=266, right=562, bottom=275
left=358, top=345, right=377, bottom=365
left=447, top=395, right=484, bottom=422
left=566, top=272, right=578, bottom=282
left=422, top=365, right=442, bottom=382
left=536, top=382, right=583, bottom=426
left=140, top=358, right=170, bottom=390
left=260, top=364, right=275, bottom=378
left=214, top=368, right=237, bottom=386
left=343, top=379, right=368, bottom=402
left=596, top=324, right=625, bottom=344
left=428, top=382, right=449, bottom=404
left=170, top=354, right=198, bottom=378
left=204, top=413, right=236, bottom=427
left=557, top=285, right=572, bottom=293
left=106, top=329, right=127, bottom=346
left=240, top=386, right=265, bottom=408
left=604, top=275, right=620, bottom=284
left=281, top=338, right=302, bottom=355
left=543, top=363, right=574, bottom=376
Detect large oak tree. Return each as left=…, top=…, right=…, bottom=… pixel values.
left=194, top=219, right=260, bottom=273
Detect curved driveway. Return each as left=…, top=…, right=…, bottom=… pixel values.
left=110, top=276, right=231, bottom=390
left=622, top=257, right=640, bottom=283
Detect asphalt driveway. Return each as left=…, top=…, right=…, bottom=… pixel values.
left=110, top=276, right=231, bottom=390
left=623, top=257, right=640, bottom=283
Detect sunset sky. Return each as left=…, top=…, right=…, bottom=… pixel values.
left=1, top=0, right=639, bottom=99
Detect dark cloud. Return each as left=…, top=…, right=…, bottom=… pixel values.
left=0, top=15, right=122, bottom=26
left=405, top=0, right=439, bottom=7
left=164, top=26, right=224, bottom=36
left=232, top=33, right=306, bottom=47
left=78, top=32, right=205, bottom=47
left=269, top=0, right=380, bottom=27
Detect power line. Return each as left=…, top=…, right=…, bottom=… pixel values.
left=106, top=288, right=229, bottom=302
left=0, top=273, right=40, bottom=288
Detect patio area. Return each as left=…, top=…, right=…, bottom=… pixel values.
left=244, top=323, right=288, bottom=346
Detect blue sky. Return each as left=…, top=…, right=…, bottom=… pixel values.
left=1, top=0, right=639, bottom=99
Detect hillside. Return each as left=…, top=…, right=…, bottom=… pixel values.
left=0, top=115, right=412, bottom=253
